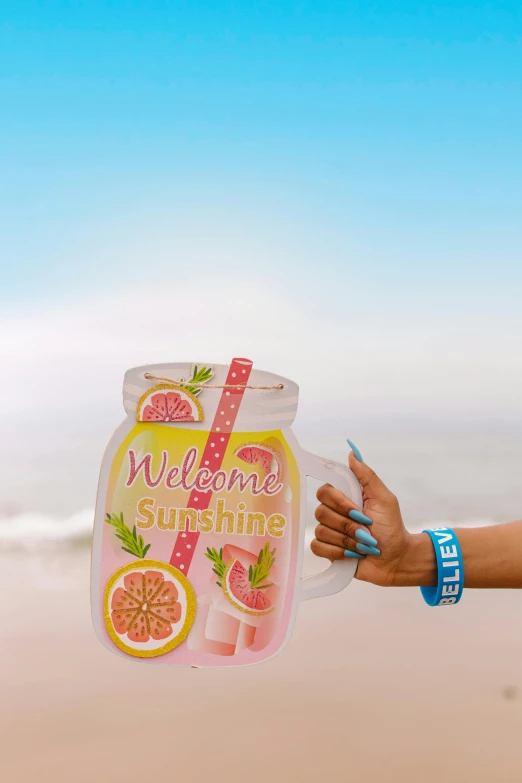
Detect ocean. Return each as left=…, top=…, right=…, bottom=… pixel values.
left=2, top=429, right=520, bottom=551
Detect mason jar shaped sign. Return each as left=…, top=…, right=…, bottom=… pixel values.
left=91, top=358, right=362, bottom=666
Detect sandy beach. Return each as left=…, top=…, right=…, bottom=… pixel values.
left=3, top=547, right=522, bottom=783
left=4, top=0, right=522, bottom=778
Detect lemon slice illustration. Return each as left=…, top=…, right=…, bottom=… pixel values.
left=104, top=559, right=196, bottom=658
left=136, top=383, right=204, bottom=422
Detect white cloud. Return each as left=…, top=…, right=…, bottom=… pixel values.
left=2, top=278, right=521, bottom=419
left=1, top=279, right=521, bottom=512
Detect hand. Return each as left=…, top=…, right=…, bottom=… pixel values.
left=311, top=449, right=422, bottom=587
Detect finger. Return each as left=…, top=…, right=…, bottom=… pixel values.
left=315, top=523, right=352, bottom=549
left=315, top=523, right=380, bottom=555
left=315, top=498, right=374, bottom=531
left=310, top=538, right=364, bottom=561
left=316, top=483, right=362, bottom=516
left=315, top=505, right=370, bottom=537
left=315, top=503, right=354, bottom=534
left=348, top=451, right=395, bottom=503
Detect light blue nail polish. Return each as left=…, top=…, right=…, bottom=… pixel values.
left=348, top=509, right=373, bottom=526
left=347, top=439, right=363, bottom=462
left=344, top=549, right=366, bottom=559
left=355, top=528, right=378, bottom=547
left=356, top=542, right=381, bottom=556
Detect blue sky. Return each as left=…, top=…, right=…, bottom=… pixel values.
left=1, top=1, right=521, bottom=309
left=1, top=3, right=522, bottom=514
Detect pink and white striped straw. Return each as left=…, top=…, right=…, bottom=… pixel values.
left=169, top=357, right=253, bottom=572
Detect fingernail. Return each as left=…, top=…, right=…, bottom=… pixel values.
left=347, top=439, right=363, bottom=462
left=356, top=543, right=381, bottom=556
left=344, top=549, right=366, bottom=559
left=355, top=528, right=378, bottom=547
left=348, top=509, right=373, bottom=525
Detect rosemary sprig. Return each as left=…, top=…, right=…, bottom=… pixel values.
left=205, top=544, right=276, bottom=591
left=249, top=543, right=276, bottom=590
left=181, top=365, right=213, bottom=397
left=106, top=512, right=151, bottom=559
left=204, top=547, right=227, bottom=588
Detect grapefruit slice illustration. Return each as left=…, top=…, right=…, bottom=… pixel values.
left=136, top=383, right=204, bottom=423
left=235, top=443, right=282, bottom=479
left=104, top=560, right=196, bottom=658
left=223, top=559, right=275, bottom=616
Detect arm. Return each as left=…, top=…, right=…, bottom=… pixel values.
left=399, top=524, right=522, bottom=589
left=311, top=445, right=522, bottom=590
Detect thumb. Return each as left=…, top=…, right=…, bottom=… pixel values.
left=348, top=450, right=394, bottom=504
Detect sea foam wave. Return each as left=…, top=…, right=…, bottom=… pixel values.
left=0, top=509, right=94, bottom=549
left=0, top=510, right=501, bottom=550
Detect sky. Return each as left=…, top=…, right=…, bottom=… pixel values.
left=1, top=2, right=521, bottom=513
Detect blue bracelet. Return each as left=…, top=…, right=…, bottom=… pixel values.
left=420, top=528, right=464, bottom=607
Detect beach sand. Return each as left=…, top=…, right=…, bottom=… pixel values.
left=3, top=548, right=522, bottom=783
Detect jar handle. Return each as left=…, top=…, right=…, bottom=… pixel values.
left=298, top=449, right=363, bottom=602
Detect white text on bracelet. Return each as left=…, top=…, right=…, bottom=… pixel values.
left=432, top=529, right=462, bottom=605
